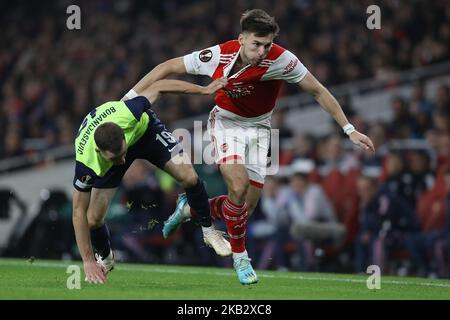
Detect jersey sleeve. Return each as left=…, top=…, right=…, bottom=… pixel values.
left=261, top=50, right=308, bottom=83
left=73, top=161, right=97, bottom=192
left=183, top=45, right=220, bottom=77
left=124, top=96, right=152, bottom=121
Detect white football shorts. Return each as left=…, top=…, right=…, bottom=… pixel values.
left=207, top=106, right=272, bottom=188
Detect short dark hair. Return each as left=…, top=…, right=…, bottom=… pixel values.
left=94, top=122, right=124, bottom=154
left=240, top=9, right=279, bottom=37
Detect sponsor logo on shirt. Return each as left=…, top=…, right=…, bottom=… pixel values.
left=223, top=84, right=255, bottom=99
left=282, top=59, right=298, bottom=75
left=199, top=49, right=213, bottom=63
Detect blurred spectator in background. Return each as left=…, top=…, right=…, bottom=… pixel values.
left=2, top=128, right=24, bottom=158
left=382, top=151, right=434, bottom=208
left=425, top=128, right=440, bottom=152
left=381, top=152, right=411, bottom=201
left=411, top=81, right=434, bottom=118
left=276, top=161, right=339, bottom=271
left=433, top=109, right=450, bottom=133
left=388, top=96, right=417, bottom=139
left=354, top=174, right=420, bottom=274
left=436, top=132, right=450, bottom=172
left=434, top=84, right=450, bottom=112
left=271, top=109, right=293, bottom=141
left=318, top=134, right=359, bottom=175
left=409, top=151, right=435, bottom=196
left=407, top=167, right=450, bottom=278
left=280, top=132, right=317, bottom=166
left=410, top=82, right=434, bottom=138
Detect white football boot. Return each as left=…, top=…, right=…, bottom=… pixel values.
left=202, top=226, right=232, bottom=256
left=95, top=250, right=115, bottom=274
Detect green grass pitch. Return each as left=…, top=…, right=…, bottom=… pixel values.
left=0, top=258, right=449, bottom=299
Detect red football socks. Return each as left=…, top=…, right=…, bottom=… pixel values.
left=222, top=197, right=248, bottom=253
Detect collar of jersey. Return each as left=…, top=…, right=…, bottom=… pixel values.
left=223, top=46, right=251, bottom=79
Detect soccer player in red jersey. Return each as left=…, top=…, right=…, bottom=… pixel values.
left=129, top=9, right=375, bottom=284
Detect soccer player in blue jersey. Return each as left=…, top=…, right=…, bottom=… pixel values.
left=72, top=78, right=230, bottom=284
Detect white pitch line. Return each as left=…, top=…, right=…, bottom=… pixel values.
left=126, top=266, right=450, bottom=288
left=1, top=260, right=450, bottom=288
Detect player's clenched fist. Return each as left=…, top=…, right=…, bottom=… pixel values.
left=202, top=77, right=228, bottom=95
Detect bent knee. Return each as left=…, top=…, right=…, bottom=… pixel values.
left=87, top=213, right=105, bottom=229
left=228, top=179, right=249, bottom=200
left=180, top=171, right=199, bottom=189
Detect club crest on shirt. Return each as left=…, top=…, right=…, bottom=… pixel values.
left=199, top=49, right=213, bottom=62
left=80, top=175, right=92, bottom=184
left=221, top=143, right=229, bottom=153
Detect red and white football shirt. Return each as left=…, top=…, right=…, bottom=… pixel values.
left=183, top=40, right=308, bottom=186
left=183, top=40, right=308, bottom=118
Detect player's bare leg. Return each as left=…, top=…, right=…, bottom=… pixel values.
left=163, top=152, right=231, bottom=256
left=245, top=184, right=263, bottom=217
left=86, top=188, right=116, bottom=276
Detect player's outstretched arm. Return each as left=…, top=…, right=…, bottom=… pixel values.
left=121, top=57, right=187, bottom=101
left=72, top=190, right=107, bottom=284
left=141, top=77, right=228, bottom=104
left=298, top=71, right=375, bottom=153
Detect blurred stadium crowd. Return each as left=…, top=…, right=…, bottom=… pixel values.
left=0, top=0, right=449, bottom=278
left=1, top=0, right=449, bottom=158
